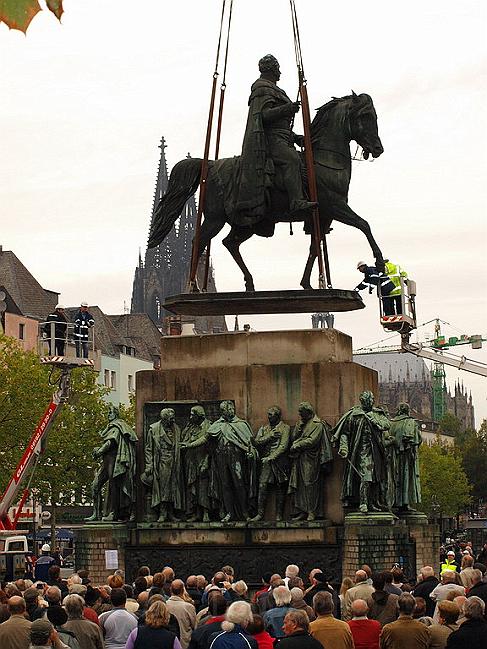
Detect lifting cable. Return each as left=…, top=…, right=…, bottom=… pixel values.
left=203, top=0, right=234, bottom=291
left=188, top=0, right=234, bottom=291
left=289, top=0, right=332, bottom=288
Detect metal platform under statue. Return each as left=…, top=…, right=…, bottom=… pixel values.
left=164, top=288, right=364, bottom=317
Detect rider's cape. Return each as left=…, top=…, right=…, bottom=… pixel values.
left=234, top=78, right=289, bottom=226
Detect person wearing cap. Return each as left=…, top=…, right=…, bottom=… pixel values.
left=73, top=302, right=94, bottom=359
left=35, top=545, right=55, bottom=583
left=355, top=260, right=407, bottom=316
left=44, top=305, right=68, bottom=356
left=441, top=551, right=460, bottom=576
left=304, top=570, right=341, bottom=620
left=30, top=617, right=70, bottom=648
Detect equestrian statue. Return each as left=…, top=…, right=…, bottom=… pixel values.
left=148, top=54, right=385, bottom=291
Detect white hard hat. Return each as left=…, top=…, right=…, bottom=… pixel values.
left=56, top=304, right=65, bottom=310
left=80, top=301, right=89, bottom=307
left=357, top=261, right=367, bottom=269
left=41, top=543, right=51, bottom=552
left=447, top=550, right=455, bottom=556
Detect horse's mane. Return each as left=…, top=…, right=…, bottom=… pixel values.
left=310, top=95, right=353, bottom=140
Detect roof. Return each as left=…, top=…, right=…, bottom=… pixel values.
left=64, top=307, right=162, bottom=363
left=353, top=352, right=430, bottom=384
left=0, top=249, right=58, bottom=320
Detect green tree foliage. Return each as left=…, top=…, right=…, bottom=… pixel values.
left=455, top=419, right=487, bottom=507
left=0, top=335, right=109, bottom=538
left=439, top=413, right=462, bottom=438
left=419, top=440, right=471, bottom=518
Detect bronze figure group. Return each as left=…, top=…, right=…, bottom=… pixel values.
left=86, top=393, right=422, bottom=524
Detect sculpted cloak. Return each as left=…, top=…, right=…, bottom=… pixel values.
left=145, top=421, right=184, bottom=512
left=390, top=413, right=422, bottom=507
left=181, top=418, right=211, bottom=511
left=100, top=418, right=137, bottom=512
left=288, top=416, right=333, bottom=515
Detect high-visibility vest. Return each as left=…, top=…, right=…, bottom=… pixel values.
left=440, top=559, right=458, bottom=575
left=385, top=261, right=407, bottom=296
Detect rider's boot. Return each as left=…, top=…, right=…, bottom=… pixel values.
left=290, top=200, right=318, bottom=215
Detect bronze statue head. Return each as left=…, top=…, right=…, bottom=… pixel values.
left=190, top=405, right=206, bottom=423
left=359, top=391, right=374, bottom=412
left=160, top=407, right=176, bottom=427
left=397, top=402, right=410, bottom=416
left=108, top=404, right=119, bottom=421
left=259, top=54, right=280, bottom=81
left=220, top=400, right=235, bottom=421
left=267, top=405, right=282, bottom=427
left=298, top=401, right=314, bottom=422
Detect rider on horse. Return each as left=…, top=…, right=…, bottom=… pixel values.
left=235, top=54, right=317, bottom=226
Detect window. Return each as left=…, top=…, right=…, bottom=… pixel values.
left=110, top=371, right=116, bottom=390
left=19, top=323, right=25, bottom=340
left=104, top=369, right=110, bottom=387
left=128, top=374, right=134, bottom=392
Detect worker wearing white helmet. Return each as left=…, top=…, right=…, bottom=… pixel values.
left=355, top=259, right=407, bottom=316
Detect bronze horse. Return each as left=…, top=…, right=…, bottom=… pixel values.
left=148, top=92, right=385, bottom=291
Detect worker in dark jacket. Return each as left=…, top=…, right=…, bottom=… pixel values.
left=355, top=260, right=406, bottom=316
left=44, top=305, right=68, bottom=355
left=34, top=544, right=55, bottom=582
left=74, top=302, right=94, bottom=358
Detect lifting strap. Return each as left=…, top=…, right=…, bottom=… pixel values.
left=188, top=0, right=234, bottom=291
left=289, top=0, right=332, bottom=288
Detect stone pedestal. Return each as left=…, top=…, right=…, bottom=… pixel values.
left=75, top=523, right=129, bottom=584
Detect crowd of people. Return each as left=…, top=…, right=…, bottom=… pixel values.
left=0, top=556, right=486, bottom=649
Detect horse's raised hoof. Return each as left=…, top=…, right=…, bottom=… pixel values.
left=300, top=281, right=313, bottom=290
left=245, top=280, right=255, bottom=292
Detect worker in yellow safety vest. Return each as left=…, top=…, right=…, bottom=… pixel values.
left=356, top=260, right=407, bottom=316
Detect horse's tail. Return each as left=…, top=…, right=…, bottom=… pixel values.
left=147, top=157, right=202, bottom=249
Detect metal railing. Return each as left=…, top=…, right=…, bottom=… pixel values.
left=37, top=322, right=95, bottom=360
left=378, top=276, right=417, bottom=332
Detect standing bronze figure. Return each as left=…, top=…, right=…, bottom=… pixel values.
left=250, top=405, right=290, bottom=522
left=288, top=402, right=333, bottom=521
left=390, top=403, right=422, bottom=511
left=86, top=405, right=137, bottom=522
left=142, top=407, right=185, bottom=522
left=207, top=401, right=258, bottom=522
left=181, top=405, right=211, bottom=522
left=331, top=391, right=391, bottom=513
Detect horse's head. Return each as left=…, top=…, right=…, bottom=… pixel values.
left=349, top=92, right=384, bottom=159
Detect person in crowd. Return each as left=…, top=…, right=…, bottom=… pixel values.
left=138, top=593, right=181, bottom=638
left=188, top=594, right=227, bottom=649
left=98, top=587, right=137, bottom=649
left=133, top=577, right=149, bottom=599
left=466, top=569, right=487, bottom=609
left=383, top=573, right=402, bottom=596
left=430, top=573, right=465, bottom=622
left=379, top=593, right=430, bottom=649
left=412, top=598, right=433, bottom=626
left=125, top=600, right=182, bottom=649
left=201, top=573, right=233, bottom=608
left=256, top=575, right=282, bottom=614
left=35, top=545, right=55, bottom=582
left=445, top=596, right=487, bottom=648
left=367, top=572, right=399, bottom=627
left=208, top=601, right=257, bottom=649
left=427, top=601, right=459, bottom=649
left=391, top=567, right=406, bottom=591
left=166, top=579, right=196, bottom=649
left=339, top=578, right=354, bottom=615
left=284, top=566, right=300, bottom=588
left=0, top=588, right=9, bottom=623
left=361, top=566, right=373, bottom=586
left=413, top=567, right=439, bottom=618
left=343, top=570, right=374, bottom=621
left=459, top=556, right=476, bottom=589
left=309, top=591, right=354, bottom=649
left=252, top=574, right=273, bottom=606
left=29, top=617, right=71, bottom=649
left=63, top=594, right=104, bottom=649
left=290, top=587, right=316, bottom=621
left=246, top=614, right=274, bottom=649
left=0, top=595, right=32, bottom=649
left=150, top=573, right=167, bottom=598
left=222, top=567, right=235, bottom=584
left=441, top=552, right=459, bottom=576
left=83, top=588, right=101, bottom=625
left=304, top=571, right=340, bottom=619
left=262, top=585, right=294, bottom=638
left=24, top=587, right=45, bottom=622
left=347, top=599, right=381, bottom=649
left=123, top=585, right=139, bottom=614
left=46, top=605, right=82, bottom=649
left=279, top=610, right=323, bottom=649
left=475, top=544, right=487, bottom=565
left=47, top=566, right=68, bottom=600
left=186, top=576, right=204, bottom=610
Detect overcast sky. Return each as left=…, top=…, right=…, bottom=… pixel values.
left=1, top=1, right=486, bottom=422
